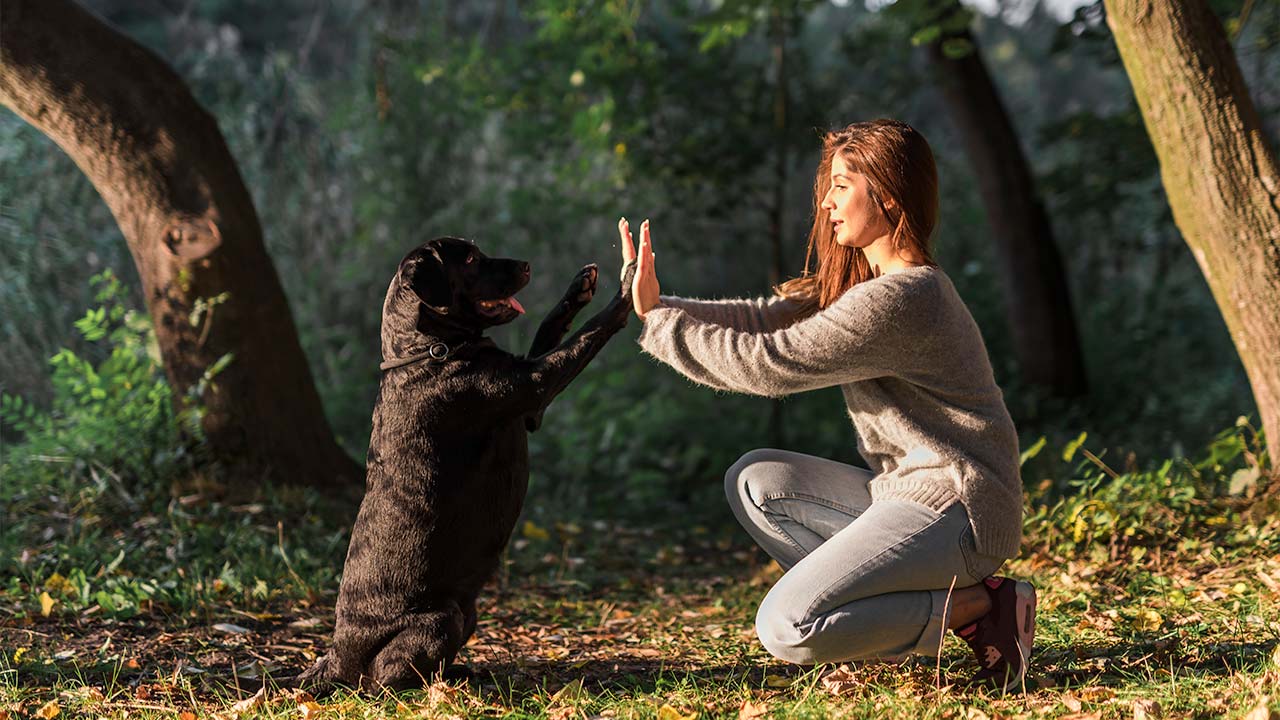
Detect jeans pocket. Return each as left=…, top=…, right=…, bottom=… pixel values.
left=958, top=523, right=1005, bottom=584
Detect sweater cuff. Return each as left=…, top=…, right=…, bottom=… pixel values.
left=636, top=304, right=681, bottom=356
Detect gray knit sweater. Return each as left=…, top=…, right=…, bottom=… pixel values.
left=636, top=266, right=1023, bottom=557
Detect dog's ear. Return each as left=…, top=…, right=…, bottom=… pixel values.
left=404, top=246, right=452, bottom=311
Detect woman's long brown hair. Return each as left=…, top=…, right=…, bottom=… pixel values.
left=776, top=119, right=940, bottom=314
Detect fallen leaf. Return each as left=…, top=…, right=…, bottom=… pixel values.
left=523, top=521, right=550, bottom=541
left=1132, top=609, right=1162, bottom=632
left=299, top=700, right=322, bottom=718
left=551, top=678, right=587, bottom=704
left=1243, top=703, right=1277, bottom=720
left=819, top=665, right=860, bottom=696
left=180, top=712, right=197, bottom=720
left=964, top=709, right=990, bottom=720
left=292, top=690, right=316, bottom=704
left=40, top=592, right=55, bottom=617
left=548, top=707, right=577, bottom=720
left=657, top=703, right=697, bottom=720
left=71, top=687, right=105, bottom=703
left=737, top=699, right=768, bottom=720
left=1061, top=695, right=1083, bottom=712
left=763, top=674, right=792, bottom=689
left=230, top=686, right=266, bottom=714
left=36, top=701, right=60, bottom=719
left=1132, top=698, right=1161, bottom=720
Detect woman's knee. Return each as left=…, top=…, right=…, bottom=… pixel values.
left=754, top=603, right=818, bottom=665
left=723, top=448, right=786, bottom=509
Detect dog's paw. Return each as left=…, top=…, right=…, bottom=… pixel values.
left=567, top=264, right=598, bottom=306
left=619, top=260, right=637, bottom=300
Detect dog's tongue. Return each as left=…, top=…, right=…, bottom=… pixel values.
left=508, top=296, right=525, bottom=314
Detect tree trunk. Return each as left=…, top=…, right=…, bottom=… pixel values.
left=0, top=0, right=361, bottom=488
left=924, top=21, right=1089, bottom=398
left=1106, top=0, right=1280, bottom=451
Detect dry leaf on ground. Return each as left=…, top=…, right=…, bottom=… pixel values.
left=737, top=699, right=768, bottom=720
left=1243, top=703, right=1278, bottom=720
left=819, top=665, right=860, bottom=696
left=762, top=674, right=791, bottom=689
left=229, top=686, right=266, bottom=714
left=1132, top=698, right=1161, bottom=720
left=35, top=701, right=59, bottom=719
left=657, top=703, right=698, bottom=720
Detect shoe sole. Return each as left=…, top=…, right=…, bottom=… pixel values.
left=1002, top=580, right=1037, bottom=693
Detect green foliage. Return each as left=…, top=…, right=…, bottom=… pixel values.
left=0, top=270, right=199, bottom=493
left=1025, top=417, right=1271, bottom=553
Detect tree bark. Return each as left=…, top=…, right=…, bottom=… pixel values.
left=1106, top=0, right=1280, bottom=451
left=0, top=0, right=361, bottom=488
left=924, top=21, right=1089, bottom=398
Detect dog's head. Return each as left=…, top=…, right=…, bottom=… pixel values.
left=382, top=237, right=531, bottom=355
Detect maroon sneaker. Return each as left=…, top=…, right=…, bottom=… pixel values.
left=954, top=576, right=1036, bottom=693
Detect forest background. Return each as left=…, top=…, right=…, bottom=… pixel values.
left=1, top=0, right=1278, bottom=717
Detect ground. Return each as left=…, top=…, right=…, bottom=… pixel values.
left=2, top=508, right=1278, bottom=719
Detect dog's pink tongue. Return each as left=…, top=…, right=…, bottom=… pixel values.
left=509, top=296, right=525, bottom=314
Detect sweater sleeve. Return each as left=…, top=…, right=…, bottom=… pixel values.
left=655, top=295, right=804, bottom=333
left=637, top=282, right=909, bottom=398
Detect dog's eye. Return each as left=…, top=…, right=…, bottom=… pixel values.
left=465, top=254, right=475, bottom=264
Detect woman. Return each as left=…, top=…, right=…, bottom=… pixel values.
left=617, top=119, right=1035, bottom=692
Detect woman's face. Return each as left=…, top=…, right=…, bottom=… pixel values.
left=821, top=155, right=891, bottom=249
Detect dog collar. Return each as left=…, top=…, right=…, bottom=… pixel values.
left=380, top=342, right=450, bottom=371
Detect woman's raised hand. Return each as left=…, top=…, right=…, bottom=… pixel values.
left=617, top=217, right=660, bottom=319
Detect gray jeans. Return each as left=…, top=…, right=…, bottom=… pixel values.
left=725, top=448, right=1007, bottom=665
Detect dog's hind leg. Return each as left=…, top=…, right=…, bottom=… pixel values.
left=365, top=602, right=467, bottom=691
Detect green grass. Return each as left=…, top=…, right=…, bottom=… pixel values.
left=2, top=377, right=1277, bottom=719
left=2, top=458, right=1278, bottom=719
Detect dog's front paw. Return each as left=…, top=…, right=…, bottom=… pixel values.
left=565, top=264, right=598, bottom=307
left=619, top=260, right=637, bottom=300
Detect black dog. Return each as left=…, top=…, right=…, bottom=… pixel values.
left=299, top=236, right=635, bottom=692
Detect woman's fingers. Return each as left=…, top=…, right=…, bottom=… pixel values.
left=618, top=217, right=636, bottom=280
left=642, top=219, right=654, bottom=266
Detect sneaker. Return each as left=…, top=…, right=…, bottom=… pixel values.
left=954, top=576, right=1036, bottom=693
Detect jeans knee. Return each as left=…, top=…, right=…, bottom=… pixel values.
left=724, top=448, right=781, bottom=509
left=754, top=609, right=816, bottom=665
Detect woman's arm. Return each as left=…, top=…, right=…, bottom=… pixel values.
left=636, top=286, right=901, bottom=398
left=655, top=295, right=804, bottom=333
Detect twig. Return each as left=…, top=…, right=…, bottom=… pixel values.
left=597, top=601, right=617, bottom=630
left=936, top=575, right=958, bottom=693
left=277, top=521, right=316, bottom=600
left=1081, top=448, right=1120, bottom=479
left=1232, top=0, right=1257, bottom=42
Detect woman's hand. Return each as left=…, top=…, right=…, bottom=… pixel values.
left=618, top=217, right=660, bottom=319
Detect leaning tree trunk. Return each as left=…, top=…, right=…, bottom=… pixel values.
left=922, top=12, right=1089, bottom=398
left=1106, top=0, right=1280, bottom=451
left=0, top=0, right=361, bottom=488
